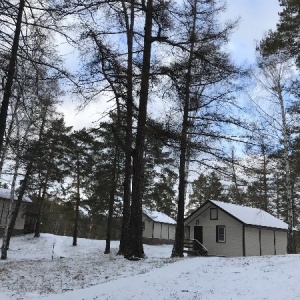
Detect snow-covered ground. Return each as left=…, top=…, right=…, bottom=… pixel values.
left=0, top=234, right=299, bottom=300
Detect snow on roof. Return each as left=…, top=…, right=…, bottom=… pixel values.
left=143, top=209, right=176, bottom=225
left=211, top=200, right=288, bottom=230
left=0, top=188, right=32, bottom=203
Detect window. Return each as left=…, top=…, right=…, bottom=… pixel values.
left=142, top=222, right=145, bottom=231
left=216, top=225, right=226, bottom=243
left=210, top=208, right=218, bottom=220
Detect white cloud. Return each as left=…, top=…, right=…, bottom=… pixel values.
left=224, top=0, right=281, bottom=64
left=57, top=97, right=113, bottom=130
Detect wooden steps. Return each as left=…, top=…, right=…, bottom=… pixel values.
left=184, top=239, right=208, bottom=256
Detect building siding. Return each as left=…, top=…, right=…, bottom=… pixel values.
left=161, top=224, right=168, bottom=239
left=14, top=204, right=26, bottom=230
left=153, top=223, right=162, bottom=239
left=245, top=227, right=287, bottom=256
left=245, top=227, right=260, bottom=256
left=275, top=231, right=287, bottom=254
left=0, top=200, right=26, bottom=230
left=142, top=215, right=153, bottom=238
left=261, top=229, right=275, bottom=255
left=185, top=204, right=243, bottom=256
left=168, top=225, right=175, bottom=240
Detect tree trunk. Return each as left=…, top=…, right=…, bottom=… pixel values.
left=126, top=0, right=153, bottom=259
left=0, top=99, right=20, bottom=180
left=118, top=0, right=134, bottom=256
left=262, top=145, right=269, bottom=212
left=73, top=154, right=80, bottom=246
left=278, top=87, right=294, bottom=253
left=172, top=0, right=197, bottom=258
left=0, top=0, right=25, bottom=152
left=230, top=149, right=242, bottom=204
left=3, top=162, right=33, bottom=257
left=33, top=104, right=52, bottom=238
left=34, top=169, right=50, bottom=238
left=1, top=142, right=20, bottom=259
left=105, top=148, right=119, bottom=254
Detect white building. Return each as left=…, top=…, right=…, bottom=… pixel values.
left=185, top=200, right=288, bottom=256
left=142, top=209, right=176, bottom=244
left=0, top=188, right=32, bottom=236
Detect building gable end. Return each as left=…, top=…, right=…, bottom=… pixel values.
left=185, top=201, right=245, bottom=226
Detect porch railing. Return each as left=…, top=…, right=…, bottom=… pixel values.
left=183, top=239, right=208, bottom=256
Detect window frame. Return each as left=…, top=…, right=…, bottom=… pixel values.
left=216, top=225, right=226, bottom=243
left=210, top=208, right=218, bottom=220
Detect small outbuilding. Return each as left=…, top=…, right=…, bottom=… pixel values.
left=0, top=188, right=32, bottom=236
left=184, top=200, right=288, bottom=256
left=142, top=209, right=176, bottom=244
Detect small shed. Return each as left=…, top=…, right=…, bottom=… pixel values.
left=0, top=188, right=32, bottom=236
left=142, top=209, right=176, bottom=244
left=185, top=200, right=288, bottom=256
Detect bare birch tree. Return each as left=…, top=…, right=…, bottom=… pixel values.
left=250, top=57, right=298, bottom=253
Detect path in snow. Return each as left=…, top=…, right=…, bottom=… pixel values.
left=0, top=234, right=175, bottom=299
